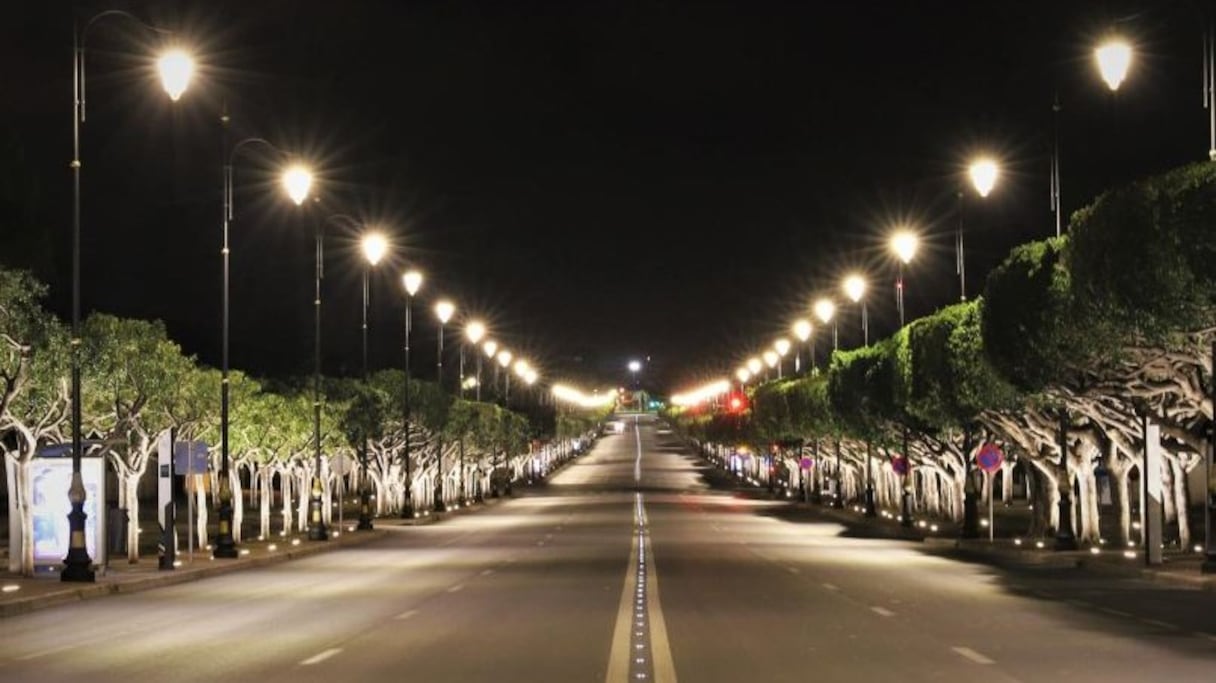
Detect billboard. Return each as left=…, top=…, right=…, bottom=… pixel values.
left=31, top=457, right=107, bottom=567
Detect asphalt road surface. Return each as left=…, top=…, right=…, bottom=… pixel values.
left=3, top=414, right=1215, bottom=682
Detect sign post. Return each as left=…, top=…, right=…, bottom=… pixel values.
left=157, top=431, right=175, bottom=570
left=976, top=443, right=1005, bottom=543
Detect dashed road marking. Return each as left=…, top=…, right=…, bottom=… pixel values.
left=1193, top=632, right=1216, bottom=642
left=1141, top=618, right=1178, bottom=630
left=1100, top=608, right=1131, bottom=618
left=300, top=648, right=341, bottom=666
left=481, top=569, right=495, bottom=576
left=822, top=583, right=839, bottom=591
left=394, top=609, right=419, bottom=620
left=951, top=647, right=994, bottom=665
left=870, top=606, right=896, bottom=617
left=786, top=567, right=800, bottom=574
left=447, top=584, right=464, bottom=593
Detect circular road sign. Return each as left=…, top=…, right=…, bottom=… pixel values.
left=976, top=443, right=1005, bottom=473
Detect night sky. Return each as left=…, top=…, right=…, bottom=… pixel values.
left=1, top=1, right=1211, bottom=393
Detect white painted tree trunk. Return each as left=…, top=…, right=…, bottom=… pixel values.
left=4, top=457, right=34, bottom=576
left=124, top=476, right=141, bottom=563
left=259, top=469, right=271, bottom=539
left=280, top=471, right=292, bottom=536
left=195, top=481, right=208, bottom=549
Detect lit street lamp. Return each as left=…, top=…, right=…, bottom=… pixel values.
left=463, top=320, right=486, bottom=401
left=218, top=132, right=307, bottom=557
left=813, top=298, right=837, bottom=359
left=498, top=349, right=514, bottom=404
left=1095, top=38, right=1133, bottom=91
left=736, top=367, right=751, bottom=384
left=774, top=338, right=791, bottom=379
left=957, top=158, right=999, bottom=301
left=842, top=274, right=868, bottom=347
left=400, top=269, right=422, bottom=518
left=890, top=229, right=919, bottom=328
left=792, top=319, right=812, bottom=374
left=355, top=231, right=389, bottom=531
left=433, top=299, right=455, bottom=511
left=746, top=357, right=762, bottom=378
left=64, top=9, right=195, bottom=582
left=762, top=350, right=779, bottom=379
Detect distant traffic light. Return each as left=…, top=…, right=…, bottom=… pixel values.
left=725, top=391, right=749, bottom=414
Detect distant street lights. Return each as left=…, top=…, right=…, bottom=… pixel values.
left=400, top=269, right=422, bottom=518
left=842, top=274, right=868, bottom=347
left=64, top=10, right=195, bottom=582
left=433, top=299, right=455, bottom=512
left=889, top=229, right=919, bottom=328
left=747, top=357, right=762, bottom=379
left=813, top=298, right=837, bottom=359
left=762, top=350, right=779, bottom=380
left=498, top=350, right=514, bottom=404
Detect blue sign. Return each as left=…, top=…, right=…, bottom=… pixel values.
left=976, top=443, right=1004, bottom=473
left=173, top=441, right=209, bottom=473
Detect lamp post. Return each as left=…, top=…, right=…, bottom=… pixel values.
left=483, top=340, right=499, bottom=401
left=762, top=350, right=779, bottom=381
left=218, top=131, right=302, bottom=558
left=1205, top=23, right=1216, bottom=161
left=959, top=158, right=999, bottom=302
left=64, top=10, right=195, bottom=583
left=746, top=357, right=762, bottom=381
left=356, top=232, right=388, bottom=531
left=890, top=230, right=919, bottom=328
left=792, top=319, right=812, bottom=374
left=498, top=350, right=514, bottom=404
left=813, top=299, right=837, bottom=369
left=434, top=299, right=455, bottom=511
left=1051, top=95, right=1063, bottom=238
left=774, top=339, right=791, bottom=379
left=842, top=274, right=868, bottom=347
left=736, top=368, right=751, bottom=385
left=1095, top=38, right=1133, bottom=92
left=464, top=320, right=486, bottom=401
left=400, top=270, right=422, bottom=518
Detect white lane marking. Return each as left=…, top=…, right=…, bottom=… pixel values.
left=951, top=647, right=994, bottom=665
left=537, top=541, right=546, bottom=546
left=17, top=628, right=137, bottom=661
left=1194, top=632, right=1216, bottom=642
left=606, top=516, right=645, bottom=682
left=786, top=567, right=800, bottom=574
left=642, top=517, right=678, bottom=683
left=447, top=584, right=464, bottom=593
left=822, top=583, right=839, bottom=591
left=870, top=606, right=896, bottom=617
left=1100, top=608, right=1131, bottom=617
left=394, top=609, right=419, bottom=620
left=634, top=419, right=643, bottom=482
left=1141, top=618, right=1178, bottom=630
left=300, top=648, right=342, bottom=666
left=480, top=569, right=495, bottom=576
left=1067, top=599, right=1091, bottom=608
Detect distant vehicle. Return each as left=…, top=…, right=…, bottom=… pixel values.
left=605, top=420, right=625, bottom=434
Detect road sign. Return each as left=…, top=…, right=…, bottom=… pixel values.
left=173, top=441, right=209, bottom=473
left=331, top=453, right=355, bottom=476
left=976, top=443, right=1004, bottom=473
left=800, top=457, right=813, bottom=470
left=891, top=456, right=909, bottom=476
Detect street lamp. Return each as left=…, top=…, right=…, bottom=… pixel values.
left=218, top=131, right=308, bottom=558
left=433, top=299, right=455, bottom=512
left=842, top=274, right=868, bottom=347
left=813, top=298, right=837, bottom=359
left=736, top=367, right=751, bottom=384
left=464, top=320, right=486, bottom=401
left=762, top=350, right=779, bottom=379
left=746, top=357, right=762, bottom=378
left=956, top=158, right=1000, bottom=301
left=354, top=231, right=389, bottom=531
left=792, top=319, right=812, bottom=374
left=890, top=229, right=919, bottom=328
left=400, top=269, right=422, bottom=518
left=1095, top=38, right=1133, bottom=91
left=64, top=10, right=196, bottom=582
left=773, top=338, right=791, bottom=379
left=497, top=349, right=513, bottom=404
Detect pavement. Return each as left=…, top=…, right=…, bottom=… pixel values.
left=0, top=491, right=521, bottom=619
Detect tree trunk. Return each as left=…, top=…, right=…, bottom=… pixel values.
left=5, top=456, right=35, bottom=576
left=1112, top=466, right=1132, bottom=545
left=125, top=476, right=141, bottom=563
left=280, top=470, right=292, bottom=536
left=259, top=469, right=271, bottom=539
left=1170, top=457, right=1190, bottom=548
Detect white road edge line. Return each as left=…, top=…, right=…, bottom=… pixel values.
left=394, top=609, right=419, bottom=620
left=870, top=606, right=896, bottom=617
left=300, top=648, right=342, bottom=666
left=481, top=569, right=495, bottom=576
left=951, top=647, right=995, bottom=665
left=605, top=518, right=644, bottom=683
left=1141, top=618, right=1178, bottom=630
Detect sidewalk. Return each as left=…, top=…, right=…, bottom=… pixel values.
left=707, top=460, right=1216, bottom=592
left=0, top=493, right=510, bottom=619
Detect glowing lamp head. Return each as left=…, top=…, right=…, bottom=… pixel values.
left=813, top=298, right=836, bottom=324
left=793, top=319, right=812, bottom=342
left=763, top=350, right=778, bottom=368
left=746, top=357, right=762, bottom=375
left=843, top=274, right=867, bottom=303
left=628, top=360, right=642, bottom=373
left=890, top=230, right=918, bottom=264
left=361, top=232, right=389, bottom=266
left=157, top=49, right=194, bottom=101
left=282, top=165, right=313, bottom=206
left=435, top=300, right=455, bottom=324
left=465, top=320, right=486, bottom=344
left=497, top=350, right=513, bottom=368
left=968, top=158, right=999, bottom=198
left=402, top=270, right=423, bottom=296
left=524, top=369, right=538, bottom=385
left=736, top=368, right=751, bottom=383
left=1095, top=39, right=1132, bottom=91
left=514, top=359, right=529, bottom=377
left=483, top=340, right=498, bottom=358
left=774, top=338, right=791, bottom=357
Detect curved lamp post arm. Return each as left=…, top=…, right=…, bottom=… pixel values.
left=77, top=10, right=176, bottom=123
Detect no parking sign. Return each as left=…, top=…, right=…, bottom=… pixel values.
left=976, top=443, right=1004, bottom=473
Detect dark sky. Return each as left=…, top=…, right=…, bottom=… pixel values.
left=1, top=0, right=1211, bottom=393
